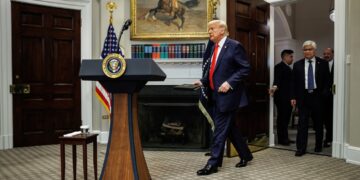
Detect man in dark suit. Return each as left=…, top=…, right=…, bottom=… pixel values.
left=291, top=40, right=330, bottom=156
left=322, top=47, right=334, bottom=148
left=194, top=20, right=252, bottom=175
left=269, top=49, right=295, bottom=146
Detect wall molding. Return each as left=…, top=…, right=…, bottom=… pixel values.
left=268, top=6, right=275, bottom=147
left=0, top=0, right=14, bottom=150
left=332, top=0, right=347, bottom=159
left=275, top=7, right=293, bottom=40
left=265, top=0, right=297, bottom=6
left=344, top=143, right=360, bottom=165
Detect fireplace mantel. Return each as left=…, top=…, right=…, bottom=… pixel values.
left=147, top=59, right=203, bottom=85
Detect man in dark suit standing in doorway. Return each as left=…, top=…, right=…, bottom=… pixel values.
left=291, top=40, right=330, bottom=156
left=322, top=47, right=334, bottom=148
left=194, top=19, right=252, bottom=175
left=269, top=49, right=295, bottom=146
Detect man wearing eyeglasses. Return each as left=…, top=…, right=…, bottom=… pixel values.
left=290, top=40, right=330, bottom=156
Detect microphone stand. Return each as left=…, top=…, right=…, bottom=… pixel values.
left=117, top=28, right=125, bottom=49
left=117, top=20, right=131, bottom=48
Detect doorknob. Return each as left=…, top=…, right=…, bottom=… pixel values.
left=10, top=84, right=30, bottom=94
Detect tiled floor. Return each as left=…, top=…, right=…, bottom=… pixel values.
left=1, top=143, right=359, bottom=180
left=274, top=128, right=332, bottom=156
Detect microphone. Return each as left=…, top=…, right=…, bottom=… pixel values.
left=118, top=19, right=132, bottom=48
left=122, top=19, right=132, bottom=31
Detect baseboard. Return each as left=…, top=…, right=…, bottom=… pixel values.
left=269, top=132, right=275, bottom=147
left=0, top=134, right=13, bottom=150
left=92, top=130, right=109, bottom=144
left=344, top=143, right=360, bottom=165
left=332, top=141, right=343, bottom=158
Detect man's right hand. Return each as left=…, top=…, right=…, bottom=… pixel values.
left=268, top=86, right=277, bottom=96
left=268, top=88, right=276, bottom=96
left=291, top=99, right=296, bottom=107
left=194, top=80, right=202, bottom=87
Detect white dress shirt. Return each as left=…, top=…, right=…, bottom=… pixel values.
left=305, top=57, right=317, bottom=89
left=211, top=36, right=227, bottom=66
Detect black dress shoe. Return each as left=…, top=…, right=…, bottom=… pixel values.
left=197, top=164, right=218, bottom=176
left=204, top=152, right=212, bottom=156
left=278, top=141, right=290, bottom=146
left=235, top=158, right=252, bottom=168
left=295, top=151, right=306, bottom=156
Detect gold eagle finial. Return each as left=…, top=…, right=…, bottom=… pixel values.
left=106, top=1, right=117, bottom=23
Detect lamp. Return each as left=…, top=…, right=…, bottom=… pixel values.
left=329, top=0, right=335, bottom=22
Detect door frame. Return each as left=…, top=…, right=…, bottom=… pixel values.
left=0, top=0, right=93, bottom=149
left=266, top=0, right=346, bottom=158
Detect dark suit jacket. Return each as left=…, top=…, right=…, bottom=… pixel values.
left=325, top=60, right=334, bottom=100
left=291, top=57, right=330, bottom=107
left=273, top=61, right=292, bottom=104
left=328, top=60, right=335, bottom=88
left=201, top=38, right=250, bottom=112
left=330, top=61, right=334, bottom=85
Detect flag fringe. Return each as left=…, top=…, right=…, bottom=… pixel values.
left=198, top=100, right=215, bottom=131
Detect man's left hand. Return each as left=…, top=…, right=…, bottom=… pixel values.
left=218, top=81, right=231, bottom=93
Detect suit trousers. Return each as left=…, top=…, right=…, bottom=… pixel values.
left=296, top=91, right=324, bottom=152
left=207, top=100, right=253, bottom=167
left=323, top=96, right=333, bottom=142
left=275, top=99, right=292, bottom=143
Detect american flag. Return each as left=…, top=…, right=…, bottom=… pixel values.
left=101, top=23, right=124, bottom=59
left=198, top=40, right=215, bottom=131
left=96, top=22, right=124, bottom=113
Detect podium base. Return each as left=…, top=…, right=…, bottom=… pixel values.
left=100, top=93, right=150, bottom=180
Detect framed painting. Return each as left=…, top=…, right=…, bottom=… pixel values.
left=130, top=0, right=214, bottom=40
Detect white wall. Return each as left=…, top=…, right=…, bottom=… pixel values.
left=274, top=6, right=296, bottom=64
left=274, top=0, right=335, bottom=62
left=347, top=0, right=360, bottom=148
left=294, top=0, right=334, bottom=60
left=343, top=0, right=360, bottom=165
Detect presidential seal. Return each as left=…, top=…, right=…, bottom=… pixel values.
left=102, top=53, right=126, bottom=78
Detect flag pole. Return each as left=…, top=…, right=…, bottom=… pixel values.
left=95, top=1, right=117, bottom=116
left=106, top=1, right=117, bottom=24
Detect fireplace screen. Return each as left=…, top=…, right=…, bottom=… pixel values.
left=138, top=85, right=209, bottom=149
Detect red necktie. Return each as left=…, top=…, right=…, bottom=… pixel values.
left=209, top=44, right=219, bottom=90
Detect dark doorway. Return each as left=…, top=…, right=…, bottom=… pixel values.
left=11, top=2, right=81, bottom=147
left=271, top=0, right=334, bottom=156
left=227, top=0, right=270, bottom=141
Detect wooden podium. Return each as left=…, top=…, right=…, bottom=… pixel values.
left=79, top=59, right=166, bottom=180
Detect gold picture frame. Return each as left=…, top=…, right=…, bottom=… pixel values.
left=130, top=0, right=213, bottom=40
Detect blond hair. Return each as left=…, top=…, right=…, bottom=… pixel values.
left=208, top=20, right=229, bottom=36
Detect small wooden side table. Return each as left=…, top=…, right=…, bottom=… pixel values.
left=59, top=133, right=98, bottom=180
